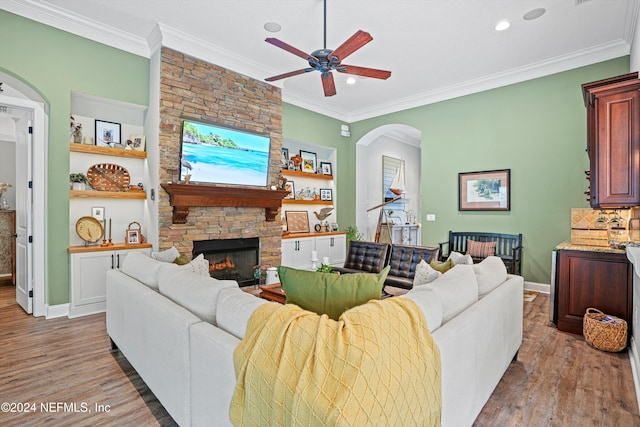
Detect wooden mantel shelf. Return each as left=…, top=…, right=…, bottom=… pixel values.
left=160, top=183, right=289, bottom=224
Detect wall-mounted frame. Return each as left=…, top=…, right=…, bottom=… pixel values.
left=320, top=161, right=333, bottom=176
left=459, top=169, right=510, bottom=211
left=320, top=188, right=333, bottom=201
left=285, top=210, right=310, bottom=233
left=95, top=119, right=121, bottom=147
left=284, top=180, right=295, bottom=199
left=299, top=150, right=317, bottom=173
left=91, top=206, right=105, bottom=222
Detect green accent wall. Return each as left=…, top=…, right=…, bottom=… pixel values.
left=0, top=10, right=149, bottom=305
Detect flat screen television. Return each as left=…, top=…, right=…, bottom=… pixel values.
left=180, top=119, right=271, bottom=187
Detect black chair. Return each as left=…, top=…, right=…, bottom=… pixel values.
left=333, top=241, right=391, bottom=275
left=384, top=245, right=441, bottom=290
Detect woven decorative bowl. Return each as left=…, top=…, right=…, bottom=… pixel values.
left=583, top=307, right=627, bottom=352
left=87, top=163, right=130, bottom=191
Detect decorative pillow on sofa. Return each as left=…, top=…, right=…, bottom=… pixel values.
left=184, top=253, right=210, bottom=276
left=447, top=251, right=473, bottom=265
left=473, top=256, right=508, bottom=297
left=413, top=260, right=442, bottom=286
left=430, top=258, right=454, bottom=273
left=466, top=240, right=496, bottom=258
left=151, top=246, right=180, bottom=262
left=173, top=254, right=190, bottom=265
left=277, top=266, right=390, bottom=321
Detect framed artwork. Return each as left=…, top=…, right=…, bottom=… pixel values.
left=91, top=206, right=105, bottom=222
left=320, top=188, right=333, bottom=201
left=130, top=134, right=146, bottom=151
left=281, top=147, right=289, bottom=169
left=95, top=119, right=121, bottom=147
left=299, top=150, right=317, bottom=173
left=285, top=211, right=310, bottom=233
left=126, top=229, right=140, bottom=245
left=320, top=161, right=333, bottom=175
left=284, top=180, right=295, bottom=199
left=459, top=169, right=510, bottom=211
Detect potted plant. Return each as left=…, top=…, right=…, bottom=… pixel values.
left=345, top=225, right=364, bottom=247
left=70, top=173, right=89, bottom=191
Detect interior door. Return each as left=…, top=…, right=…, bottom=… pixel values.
left=15, top=107, right=33, bottom=313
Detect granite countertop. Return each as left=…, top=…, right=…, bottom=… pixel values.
left=555, top=241, right=626, bottom=254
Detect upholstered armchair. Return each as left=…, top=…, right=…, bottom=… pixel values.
left=384, top=245, right=440, bottom=290
left=332, top=241, right=391, bottom=275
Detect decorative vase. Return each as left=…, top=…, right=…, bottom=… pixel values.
left=72, top=128, right=83, bottom=143
left=72, top=182, right=86, bottom=191
left=0, top=193, right=8, bottom=209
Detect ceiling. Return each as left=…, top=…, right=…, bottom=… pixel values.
left=3, top=0, right=638, bottom=122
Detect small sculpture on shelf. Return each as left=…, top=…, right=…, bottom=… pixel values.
left=70, top=115, right=83, bottom=144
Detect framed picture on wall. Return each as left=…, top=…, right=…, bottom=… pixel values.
left=299, top=150, right=317, bottom=173
left=458, top=169, right=510, bottom=211
left=95, top=119, right=121, bottom=147
left=285, top=211, right=310, bottom=233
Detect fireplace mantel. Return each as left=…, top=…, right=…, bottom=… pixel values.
left=161, top=183, right=289, bottom=224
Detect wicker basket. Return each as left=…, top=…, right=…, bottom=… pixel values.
left=583, top=307, right=627, bottom=352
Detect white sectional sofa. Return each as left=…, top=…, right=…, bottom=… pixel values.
left=106, top=252, right=523, bottom=427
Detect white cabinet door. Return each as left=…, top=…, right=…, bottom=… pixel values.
left=315, top=234, right=346, bottom=267
left=281, top=237, right=315, bottom=270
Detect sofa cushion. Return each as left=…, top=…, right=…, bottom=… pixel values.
left=413, top=260, right=442, bottom=286
left=151, top=246, right=180, bottom=262
left=401, top=286, right=443, bottom=332
left=121, top=251, right=163, bottom=290
left=278, top=266, right=389, bottom=321
left=447, top=251, right=473, bottom=265
left=430, top=258, right=454, bottom=273
left=216, top=287, right=268, bottom=339
left=425, top=264, right=478, bottom=323
left=173, top=254, right=190, bottom=265
left=473, top=256, right=508, bottom=297
left=157, top=265, right=238, bottom=324
left=467, top=240, right=496, bottom=258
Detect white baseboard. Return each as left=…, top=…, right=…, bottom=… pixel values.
left=630, top=337, right=640, bottom=412
left=45, top=303, right=69, bottom=319
left=524, top=281, right=550, bottom=294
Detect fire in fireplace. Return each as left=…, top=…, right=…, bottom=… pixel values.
left=192, top=238, right=259, bottom=287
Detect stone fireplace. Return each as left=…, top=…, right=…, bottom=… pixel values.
left=193, top=238, right=259, bottom=286
left=157, top=47, right=284, bottom=272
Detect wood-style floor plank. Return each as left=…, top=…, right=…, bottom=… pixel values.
left=1, top=284, right=638, bottom=426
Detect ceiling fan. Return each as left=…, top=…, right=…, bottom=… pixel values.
left=264, top=0, right=391, bottom=97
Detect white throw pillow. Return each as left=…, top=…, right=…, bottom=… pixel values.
left=186, top=253, right=210, bottom=276
left=447, top=251, right=473, bottom=265
left=473, top=256, right=508, bottom=297
left=151, top=246, right=180, bottom=262
left=413, top=260, right=442, bottom=286
left=425, top=264, right=479, bottom=323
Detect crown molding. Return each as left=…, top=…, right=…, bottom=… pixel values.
left=1, top=0, right=150, bottom=57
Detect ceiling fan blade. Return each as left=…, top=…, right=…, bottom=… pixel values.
left=265, top=38, right=318, bottom=62
left=338, top=64, right=391, bottom=80
left=265, top=68, right=314, bottom=82
left=321, top=72, right=337, bottom=97
left=328, top=30, right=373, bottom=62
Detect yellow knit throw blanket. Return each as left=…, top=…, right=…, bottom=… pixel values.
left=230, top=298, right=441, bottom=426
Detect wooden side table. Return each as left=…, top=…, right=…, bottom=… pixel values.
left=259, top=283, right=286, bottom=304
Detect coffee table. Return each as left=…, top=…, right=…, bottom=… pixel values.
left=259, top=283, right=286, bottom=304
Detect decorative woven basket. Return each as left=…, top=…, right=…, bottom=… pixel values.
left=583, top=307, right=627, bottom=352
left=87, top=163, right=130, bottom=191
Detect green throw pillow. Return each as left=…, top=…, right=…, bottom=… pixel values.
left=173, top=254, right=190, bottom=265
left=277, top=265, right=390, bottom=321
left=430, top=258, right=454, bottom=273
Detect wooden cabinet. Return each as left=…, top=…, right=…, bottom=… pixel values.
left=556, top=249, right=632, bottom=340
left=315, top=234, right=346, bottom=266
left=281, top=232, right=346, bottom=270
left=583, top=72, right=640, bottom=208
left=0, top=210, right=15, bottom=284
left=68, top=244, right=151, bottom=318
left=281, top=236, right=315, bottom=270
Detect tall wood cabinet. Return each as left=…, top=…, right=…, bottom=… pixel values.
left=0, top=210, right=15, bottom=284
left=582, top=72, right=640, bottom=208
left=556, top=249, right=632, bottom=341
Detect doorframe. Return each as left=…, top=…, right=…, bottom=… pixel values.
left=0, top=94, right=47, bottom=317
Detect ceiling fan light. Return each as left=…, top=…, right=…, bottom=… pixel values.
left=346, top=77, right=356, bottom=85
left=264, top=22, right=281, bottom=32
left=495, top=20, right=510, bottom=31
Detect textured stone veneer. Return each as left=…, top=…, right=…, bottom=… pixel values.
left=158, top=47, right=284, bottom=268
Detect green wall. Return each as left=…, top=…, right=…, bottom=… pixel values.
left=0, top=10, right=149, bottom=305
left=347, top=57, right=630, bottom=284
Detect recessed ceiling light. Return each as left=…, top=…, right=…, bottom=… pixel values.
left=346, top=77, right=356, bottom=85
left=264, top=22, right=281, bottom=32
left=495, top=20, right=510, bottom=31
left=523, top=8, right=546, bottom=21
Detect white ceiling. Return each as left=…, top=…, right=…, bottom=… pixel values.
left=3, top=0, right=638, bottom=122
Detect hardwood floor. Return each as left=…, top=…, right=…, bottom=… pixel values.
left=0, top=283, right=638, bottom=426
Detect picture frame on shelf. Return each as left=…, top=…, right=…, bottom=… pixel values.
left=129, top=134, right=146, bottom=151
left=126, top=229, right=140, bottom=245
left=320, top=162, right=333, bottom=175
left=458, top=169, right=510, bottom=211
left=288, top=160, right=295, bottom=170
left=285, top=210, right=310, bottom=233
left=299, top=150, right=317, bottom=173
left=284, top=180, right=295, bottom=199
left=331, top=222, right=339, bottom=231
left=320, top=188, right=333, bottom=201
left=281, top=147, right=289, bottom=169
left=95, top=119, right=121, bottom=147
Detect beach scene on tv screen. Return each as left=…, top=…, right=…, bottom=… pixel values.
left=181, top=121, right=270, bottom=186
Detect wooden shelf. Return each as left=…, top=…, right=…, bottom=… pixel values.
left=282, top=199, right=333, bottom=205
left=282, top=169, right=333, bottom=180
left=68, top=242, right=152, bottom=254
left=70, top=143, right=147, bottom=159
left=70, top=190, right=147, bottom=199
